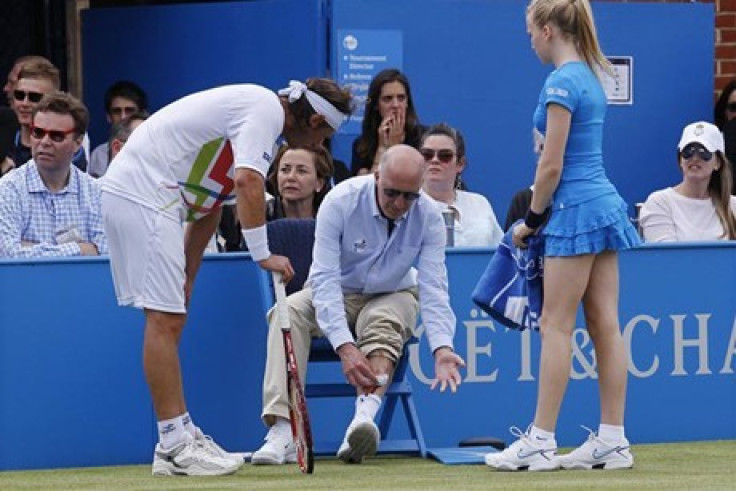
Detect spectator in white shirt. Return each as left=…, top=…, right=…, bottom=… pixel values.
left=420, top=123, right=503, bottom=247
left=640, top=121, right=736, bottom=242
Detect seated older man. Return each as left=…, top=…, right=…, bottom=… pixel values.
left=253, top=144, right=465, bottom=465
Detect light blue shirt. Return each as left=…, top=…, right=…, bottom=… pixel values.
left=309, top=175, right=456, bottom=352
left=0, top=161, right=107, bottom=257
left=533, top=61, right=616, bottom=209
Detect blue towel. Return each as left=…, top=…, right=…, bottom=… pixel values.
left=471, top=222, right=544, bottom=331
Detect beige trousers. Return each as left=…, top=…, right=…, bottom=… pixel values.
left=261, top=286, right=418, bottom=423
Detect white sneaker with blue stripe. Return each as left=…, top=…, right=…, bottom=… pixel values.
left=558, top=426, right=634, bottom=470
left=484, top=426, right=559, bottom=471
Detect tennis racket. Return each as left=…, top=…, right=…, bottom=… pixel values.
left=273, top=272, right=314, bottom=474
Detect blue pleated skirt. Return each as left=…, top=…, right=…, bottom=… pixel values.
left=542, top=193, right=641, bottom=257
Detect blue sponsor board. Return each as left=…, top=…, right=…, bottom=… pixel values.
left=335, top=29, right=403, bottom=135
left=1, top=243, right=734, bottom=469
left=406, top=245, right=736, bottom=448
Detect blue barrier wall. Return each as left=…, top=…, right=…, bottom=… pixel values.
left=81, top=1, right=713, bottom=221
left=409, top=244, right=736, bottom=448
left=0, top=255, right=267, bottom=470
left=1, top=244, right=734, bottom=470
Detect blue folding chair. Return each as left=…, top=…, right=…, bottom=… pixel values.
left=258, top=218, right=427, bottom=457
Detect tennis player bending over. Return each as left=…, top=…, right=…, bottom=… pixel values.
left=101, top=79, right=352, bottom=476
left=253, top=144, right=465, bottom=466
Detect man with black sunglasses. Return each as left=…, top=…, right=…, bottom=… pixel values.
left=7, top=59, right=89, bottom=173
left=0, top=92, right=106, bottom=258
left=1, top=56, right=53, bottom=176
left=253, top=144, right=465, bottom=466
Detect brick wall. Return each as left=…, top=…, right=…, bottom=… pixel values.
left=716, top=0, right=736, bottom=94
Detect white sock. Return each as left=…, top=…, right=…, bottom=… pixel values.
left=180, top=412, right=196, bottom=438
left=158, top=415, right=187, bottom=450
left=273, top=416, right=291, bottom=432
left=529, top=425, right=555, bottom=444
left=355, top=394, right=381, bottom=421
left=598, top=424, right=625, bottom=443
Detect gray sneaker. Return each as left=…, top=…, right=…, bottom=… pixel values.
left=152, top=433, right=243, bottom=476
left=337, top=420, right=380, bottom=464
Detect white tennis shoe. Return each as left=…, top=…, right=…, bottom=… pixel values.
left=151, top=433, right=243, bottom=476
left=194, top=427, right=245, bottom=467
left=484, top=426, right=559, bottom=471
left=337, top=419, right=380, bottom=464
left=251, top=422, right=297, bottom=465
left=558, top=426, right=634, bottom=470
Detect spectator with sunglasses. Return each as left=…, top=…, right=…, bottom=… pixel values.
left=420, top=123, right=503, bottom=247
left=7, top=60, right=89, bottom=173
left=714, top=79, right=736, bottom=132
left=639, top=121, right=736, bottom=242
left=88, top=80, right=148, bottom=178
left=253, top=144, right=464, bottom=466
left=351, top=68, right=426, bottom=176
left=3, top=55, right=52, bottom=107
left=0, top=92, right=106, bottom=258
left=2, top=56, right=53, bottom=176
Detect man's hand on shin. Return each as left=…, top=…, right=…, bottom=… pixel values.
left=336, top=342, right=378, bottom=391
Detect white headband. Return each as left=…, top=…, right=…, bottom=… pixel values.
left=278, top=80, right=347, bottom=131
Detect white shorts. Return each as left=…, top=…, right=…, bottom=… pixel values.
left=101, top=191, right=187, bottom=313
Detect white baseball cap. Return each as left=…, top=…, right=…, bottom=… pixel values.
left=677, top=121, right=724, bottom=153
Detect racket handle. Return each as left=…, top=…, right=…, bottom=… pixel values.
left=272, top=271, right=290, bottom=331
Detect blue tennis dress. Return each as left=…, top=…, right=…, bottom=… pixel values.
left=533, top=61, right=641, bottom=256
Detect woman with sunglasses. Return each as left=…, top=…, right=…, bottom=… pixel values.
left=639, top=122, right=736, bottom=242
left=419, top=123, right=503, bottom=247
left=351, top=68, right=425, bottom=176
left=485, top=0, right=640, bottom=473
left=714, top=79, right=736, bottom=132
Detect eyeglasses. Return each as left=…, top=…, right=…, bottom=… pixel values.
left=13, top=90, right=44, bottom=103
left=420, top=148, right=455, bottom=163
left=726, top=102, right=736, bottom=112
left=110, top=106, right=137, bottom=116
left=681, top=143, right=713, bottom=162
left=383, top=187, right=421, bottom=201
left=30, top=125, right=76, bottom=143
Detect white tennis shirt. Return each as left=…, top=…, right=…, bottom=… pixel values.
left=102, top=84, right=283, bottom=222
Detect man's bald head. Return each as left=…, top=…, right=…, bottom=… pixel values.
left=378, top=144, right=425, bottom=181
left=374, top=144, right=426, bottom=220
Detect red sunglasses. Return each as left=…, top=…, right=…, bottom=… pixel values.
left=30, top=126, right=77, bottom=143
